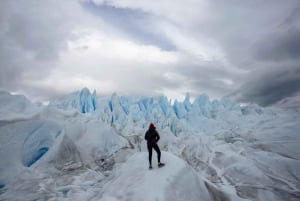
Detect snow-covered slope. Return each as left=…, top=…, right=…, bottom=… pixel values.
left=99, top=152, right=212, bottom=201
left=0, top=89, right=300, bottom=201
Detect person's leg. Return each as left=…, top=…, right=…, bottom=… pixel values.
left=147, top=143, right=153, bottom=167
left=153, top=143, right=161, bottom=163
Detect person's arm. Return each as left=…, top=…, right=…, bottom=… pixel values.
left=145, top=131, right=148, bottom=141
left=155, top=131, right=160, bottom=142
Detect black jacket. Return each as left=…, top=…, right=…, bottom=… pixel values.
left=145, top=128, right=160, bottom=145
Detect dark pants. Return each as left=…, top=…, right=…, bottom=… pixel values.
left=147, top=143, right=161, bottom=165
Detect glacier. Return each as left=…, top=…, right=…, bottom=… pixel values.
left=0, top=88, right=300, bottom=201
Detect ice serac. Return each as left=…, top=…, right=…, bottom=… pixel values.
left=194, top=94, right=212, bottom=118
left=109, top=93, right=128, bottom=130
left=79, top=87, right=97, bottom=113
left=183, top=92, right=192, bottom=111
left=173, top=100, right=185, bottom=119
left=50, top=88, right=255, bottom=135
left=50, top=88, right=97, bottom=113
left=100, top=152, right=212, bottom=201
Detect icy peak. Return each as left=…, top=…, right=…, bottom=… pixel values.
left=79, top=88, right=97, bottom=113
left=50, top=87, right=97, bottom=113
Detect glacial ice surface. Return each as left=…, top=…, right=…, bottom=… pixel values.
left=0, top=88, right=300, bottom=201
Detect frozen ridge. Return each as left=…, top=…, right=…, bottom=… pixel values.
left=50, top=87, right=97, bottom=113
left=49, top=88, right=252, bottom=135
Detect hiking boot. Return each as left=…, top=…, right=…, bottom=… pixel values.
left=149, top=165, right=153, bottom=169
left=158, top=162, right=165, bottom=167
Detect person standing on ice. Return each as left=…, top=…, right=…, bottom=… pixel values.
left=145, top=123, right=165, bottom=169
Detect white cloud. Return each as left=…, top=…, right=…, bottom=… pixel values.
left=89, top=0, right=222, bottom=61
left=90, top=0, right=209, bottom=25
left=213, top=78, right=234, bottom=86
left=66, top=29, right=179, bottom=63
left=24, top=71, right=117, bottom=95
left=20, top=26, right=183, bottom=99
left=55, top=28, right=182, bottom=95
left=1, top=0, right=300, bottom=107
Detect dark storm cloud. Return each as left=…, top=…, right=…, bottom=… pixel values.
left=254, top=29, right=300, bottom=62
left=230, top=5, right=300, bottom=106
left=232, top=66, right=300, bottom=106
left=274, top=92, right=300, bottom=109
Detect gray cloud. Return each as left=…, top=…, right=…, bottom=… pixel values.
left=232, top=66, right=300, bottom=106
left=254, top=29, right=300, bottom=62
left=227, top=5, right=300, bottom=107
left=0, top=1, right=82, bottom=90
left=273, top=92, right=300, bottom=109
left=210, top=2, right=298, bottom=65
left=1, top=0, right=300, bottom=107
left=181, top=0, right=300, bottom=106
left=81, top=1, right=176, bottom=51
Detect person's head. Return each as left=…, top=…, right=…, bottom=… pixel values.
left=149, top=123, right=155, bottom=130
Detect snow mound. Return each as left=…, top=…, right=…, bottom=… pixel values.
left=100, top=152, right=212, bottom=201
left=0, top=91, right=40, bottom=121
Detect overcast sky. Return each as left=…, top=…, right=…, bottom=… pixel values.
left=1, top=0, right=300, bottom=107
